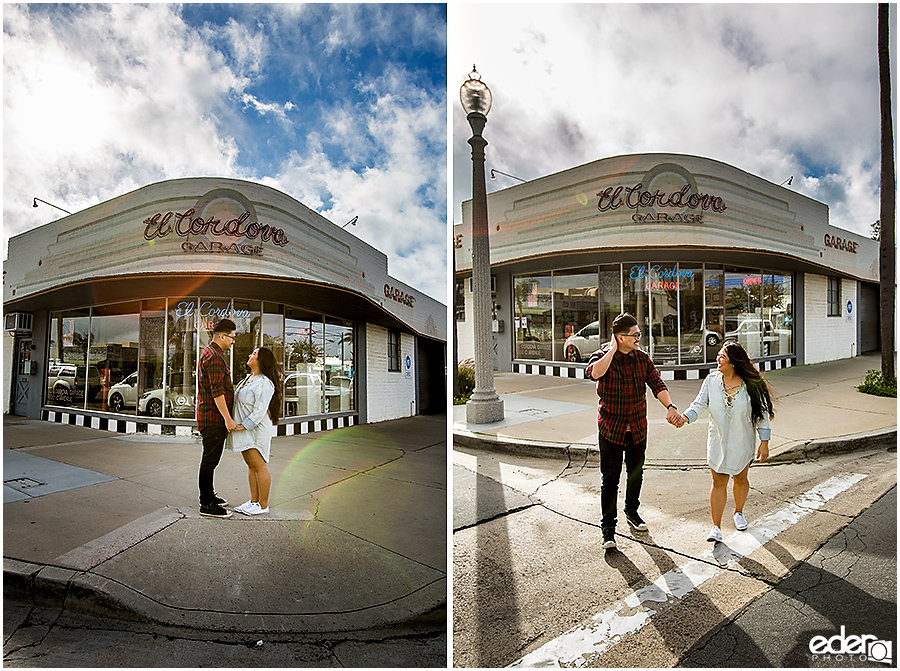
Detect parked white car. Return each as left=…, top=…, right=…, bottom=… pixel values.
left=725, top=319, right=790, bottom=356
left=138, top=387, right=195, bottom=418
left=564, top=321, right=601, bottom=363
left=107, top=372, right=139, bottom=412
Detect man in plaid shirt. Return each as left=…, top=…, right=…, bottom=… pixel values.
left=586, top=313, right=682, bottom=550
left=197, top=319, right=239, bottom=519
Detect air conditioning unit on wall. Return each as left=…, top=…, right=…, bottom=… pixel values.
left=4, top=312, right=33, bottom=333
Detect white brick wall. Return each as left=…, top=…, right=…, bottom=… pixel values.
left=365, top=324, right=417, bottom=422
left=804, top=274, right=858, bottom=364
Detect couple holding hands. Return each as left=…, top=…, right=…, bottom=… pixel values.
left=197, top=319, right=282, bottom=519
left=586, top=313, right=775, bottom=549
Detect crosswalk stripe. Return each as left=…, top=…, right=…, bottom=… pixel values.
left=510, top=472, right=868, bottom=668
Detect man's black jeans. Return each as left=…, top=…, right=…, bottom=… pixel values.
left=199, top=425, right=228, bottom=505
left=599, top=432, right=647, bottom=529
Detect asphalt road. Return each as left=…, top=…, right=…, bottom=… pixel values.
left=452, top=443, right=897, bottom=668
left=3, top=602, right=447, bottom=667
left=679, top=486, right=897, bottom=668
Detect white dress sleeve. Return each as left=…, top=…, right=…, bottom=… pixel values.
left=683, top=375, right=712, bottom=424
left=239, top=377, right=275, bottom=430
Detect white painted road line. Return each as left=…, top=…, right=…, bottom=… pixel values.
left=510, top=472, right=868, bottom=668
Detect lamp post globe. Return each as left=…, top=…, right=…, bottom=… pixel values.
left=461, top=66, right=504, bottom=424
left=460, top=67, right=492, bottom=117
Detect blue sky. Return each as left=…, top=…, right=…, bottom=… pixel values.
left=451, top=4, right=895, bottom=240
left=3, top=3, right=447, bottom=300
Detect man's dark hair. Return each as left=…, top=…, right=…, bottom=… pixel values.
left=612, top=313, right=638, bottom=336
left=212, top=319, right=237, bottom=335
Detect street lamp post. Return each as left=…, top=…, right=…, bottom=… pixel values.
left=460, top=66, right=504, bottom=424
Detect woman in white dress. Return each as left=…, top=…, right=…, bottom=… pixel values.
left=679, top=341, right=775, bottom=542
left=227, top=347, right=282, bottom=516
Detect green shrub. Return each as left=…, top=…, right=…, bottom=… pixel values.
left=455, top=365, right=475, bottom=405
left=857, top=369, right=897, bottom=398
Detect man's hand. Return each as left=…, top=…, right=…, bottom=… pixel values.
left=225, top=418, right=240, bottom=431
left=666, top=406, right=682, bottom=427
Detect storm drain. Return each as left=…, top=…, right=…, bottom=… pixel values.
left=5, top=477, right=45, bottom=489
left=519, top=408, right=549, bottom=416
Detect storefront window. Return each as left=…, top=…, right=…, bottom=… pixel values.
left=704, top=266, right=725, bottom=359
left=724, top=268, right=766, bottom=357
left=509, top=262, right=793, bottom=367
left=763, top=274, right=793, bottom=355
left=87, top=302, right=140, bottom=414
left=44, top=297, right=356, bottom=422
left=139, top=299, right=166, bottom=417
left=46, top=309, right=90, bottom=407
left=284, top=308, right=324, bottom=416
left=623, top=263, right=650, bottom=354
left=325, top=318, right=355, bottom=412
left=598, top=264, right=622, bottom=341
left=648, top=263, right=679, bottom=365
left=679, top=265, right=705, bottom=365
left=262, top=303, right=285, bottom=367
left=231, top=299, right=261, bottom=381
left=514, top=274, right=552, bottom=360
left=166, top=297, right=199, bottom=419
left=554, top=268, right=598, bottom=362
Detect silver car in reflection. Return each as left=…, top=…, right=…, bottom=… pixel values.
left=138, top=387, right=196, bottom=418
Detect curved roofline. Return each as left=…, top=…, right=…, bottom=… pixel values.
left=471, top=151, right=827, bottom=208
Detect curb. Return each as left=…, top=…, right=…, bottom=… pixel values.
left=453, top=428, right=897, bottom=466
left=453, top=431, right=597, bottom=463
left=4, top=557, right=447, bottom=635
left=766, top=428, right=897, bottom=463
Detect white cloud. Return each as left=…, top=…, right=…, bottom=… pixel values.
left=241, top=93, right=295, bottom=123
left=270, top=65, right=447, bottom=301
left=3, top=3, right=245, bottom=253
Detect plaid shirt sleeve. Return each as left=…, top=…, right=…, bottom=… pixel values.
left=644, top=354, right=668, bottom=399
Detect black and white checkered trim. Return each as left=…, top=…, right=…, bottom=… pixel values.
left=276, top=415, right=356, bottom=436
left=512, top=362, right=593, bottom=379
left=41, top=409, right=195, bottom=436
left=512, top=357, right=794, bottom=381
left=41, top=408, right=357, bottom=438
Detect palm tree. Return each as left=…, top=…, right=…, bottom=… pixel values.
left=878, top=3, right=895, bottom=382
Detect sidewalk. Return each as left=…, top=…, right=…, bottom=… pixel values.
left=3, top=413, right=446, bottom=636
left=454, top=352, right=897, bottom=466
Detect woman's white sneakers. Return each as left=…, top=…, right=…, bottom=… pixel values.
left=235, top=501, right=269, bottom=515
left=708, top=514, right=749, bottom=542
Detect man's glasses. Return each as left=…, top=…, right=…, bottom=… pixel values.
left=625, top=331, right=641, bottom=340
left=222, top=333, right=236, bottom=340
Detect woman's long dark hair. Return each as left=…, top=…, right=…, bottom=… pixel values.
left=256, top=347, right=282, bottom=425
left=721, top=340, right=775, bottom=424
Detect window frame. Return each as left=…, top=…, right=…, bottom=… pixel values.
left=827, top=277, right=842, bottom=317
left=388, top=329, right=401, bottom=372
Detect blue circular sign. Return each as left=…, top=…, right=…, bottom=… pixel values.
left=847, top=300, right=853, bottom=315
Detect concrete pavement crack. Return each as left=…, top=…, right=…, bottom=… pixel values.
left=529, top=464, right=570, bottom=498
